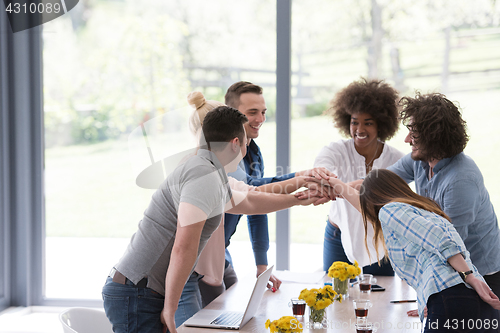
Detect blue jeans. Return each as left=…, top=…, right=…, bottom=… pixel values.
left=323, top=220, right=394, bottom=276
left=425, top=283, right=500, bottom=332
left=102, top=272, right=203, bottom=333
left=176, top=272, right=203, bottom=326
left=102, top=276, right=164, bottom=333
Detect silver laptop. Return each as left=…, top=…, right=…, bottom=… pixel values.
left=183, top=265, right=274, bottom=330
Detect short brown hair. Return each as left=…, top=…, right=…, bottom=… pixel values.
left=360, top=169, right=451, bottom=262
left=225, top=81, right=263, bottom=109
left=202, top=106, right=248, bottom=151
left=328, top=78, right=400, bottom=141
left=399, top=92, right=469, bottom=161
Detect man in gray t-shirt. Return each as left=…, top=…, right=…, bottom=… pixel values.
left=102, top=106, right=322, bottom=333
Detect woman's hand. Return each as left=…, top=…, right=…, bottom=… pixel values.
left=467, top=275, right=500, bottom=310
left=407, top=307, right=426, bottom=317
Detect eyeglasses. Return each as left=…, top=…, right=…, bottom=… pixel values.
left=405, top=125, right=419, bottom=140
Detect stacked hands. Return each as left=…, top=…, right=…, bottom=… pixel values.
left=294, top=172, right=500, bottom=317
left=293, top=168, right=347, bottom=204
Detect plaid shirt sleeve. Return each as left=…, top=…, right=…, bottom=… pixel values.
left=380, top=202, right=466, bottom=264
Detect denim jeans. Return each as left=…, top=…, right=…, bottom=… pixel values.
left=323, top=220, right=394, bottom=276
left=102, top=276, right=164, bottom=333
left=425, top=283, right=500, bottom=332
left=102, top=272, right=203, bottom=333
left=175, top=272, right=203, bottom=326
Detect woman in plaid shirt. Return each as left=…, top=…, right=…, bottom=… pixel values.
left=305, top=169, right=500, bottom=331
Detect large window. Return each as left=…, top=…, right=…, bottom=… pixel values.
left=288, top=0, right=500, bottom=271
left=0, top=0, right=497, bottom=307
left=43, top=0, right=277, bottom=300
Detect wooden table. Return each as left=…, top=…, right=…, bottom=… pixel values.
left=178, top=273, right=423, bottom=332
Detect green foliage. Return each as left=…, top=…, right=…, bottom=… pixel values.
left=71, top=108, right=121, bottom=144
left=305, top=102, right=328, bottom=117
left=43, top=0, right=191, bottom=145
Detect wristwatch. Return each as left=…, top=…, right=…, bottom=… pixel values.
left=458, top=270, right=473, bottom=282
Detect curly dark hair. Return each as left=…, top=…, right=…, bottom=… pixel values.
left=328, top=78, right=400, bottom=141
left=399, top=92, right=469, bottom=160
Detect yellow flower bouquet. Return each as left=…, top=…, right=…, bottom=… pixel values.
left=327, top=261, right=362, bottom=281
left=298, top=285, right=341, bottom=326
left=327, top=261, right=362, bottom=299
left=298, top=285, right=341, bottom=310
left=265, top=316, right=303, bottom=333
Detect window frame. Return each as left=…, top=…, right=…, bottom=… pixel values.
left=0, top=0, right=292, bottom=308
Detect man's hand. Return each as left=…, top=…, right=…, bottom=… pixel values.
left=304, top=181, right=338, bottom=201
left=293, top=189, right=330, bottom=206
left=257, top=265, right=282, bottom=291
left=296, top=167, right=337, bottom=180
left=161, top=308, right=176, bottom=333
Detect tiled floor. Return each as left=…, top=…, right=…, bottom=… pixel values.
left=0, top=240, right=323, bottom=333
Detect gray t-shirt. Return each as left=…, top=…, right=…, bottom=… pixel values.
left=115, top=149, right=231, bottom=295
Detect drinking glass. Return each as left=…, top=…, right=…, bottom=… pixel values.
left=359, top=274, right=377, bottom=293
left=355, top=322, right=375, bottom=333
left=353, top=299, right=372, bottom=323
left=289, top=298, right=306, bottom=317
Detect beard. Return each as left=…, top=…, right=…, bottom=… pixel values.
left=410, top=146, right=426, bottom=161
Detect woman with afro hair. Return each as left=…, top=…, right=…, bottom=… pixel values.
left=314, top=78, right=404, bottom=275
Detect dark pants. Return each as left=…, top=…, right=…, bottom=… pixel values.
left=484, top=271, right=500, bottom=300
left=198, top=260, right=238, bottom=307
left=323, top=220, right=394, bottom=276
left=425, top=283, right=500, bottom=332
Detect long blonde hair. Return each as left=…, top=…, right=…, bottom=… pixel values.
left=359, top=169, right=451, bottom=262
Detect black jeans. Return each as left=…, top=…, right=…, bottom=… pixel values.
left=485, top=271, right=500, bottom=300
left=198, top=261, right=238, bottom=307
left=425, top=283, right=500, bottom=332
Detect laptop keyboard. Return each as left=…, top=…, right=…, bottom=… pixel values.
left=210, top=311, right=243, bottom=326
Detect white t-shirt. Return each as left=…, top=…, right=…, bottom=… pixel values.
left=314, top=139, right=405, bottom=266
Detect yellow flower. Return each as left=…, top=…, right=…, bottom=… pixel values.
left=315, top=299, right=327, bottom=310
left=304, top=294, right=316, bottom=307
left=323, top=285, right=334, bottom=294
left=299, top=288, right=310, bottom=299
left=265, top=316, right=303, bottom=332
left=328, top=260, right=361, bottom=281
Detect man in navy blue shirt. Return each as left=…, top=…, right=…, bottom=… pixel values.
left=215, top=81, right=329, bottom=295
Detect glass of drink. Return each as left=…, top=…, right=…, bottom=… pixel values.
left=289, top=298, right=306, bottom=317
left=359, top=274, right=377, bottom=293
left=353, top=299, right=372, bottom=323
left=355, top=322, right=375, bottom=333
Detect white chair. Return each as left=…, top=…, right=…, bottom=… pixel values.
left=59, top=307, right=113, bottom=333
